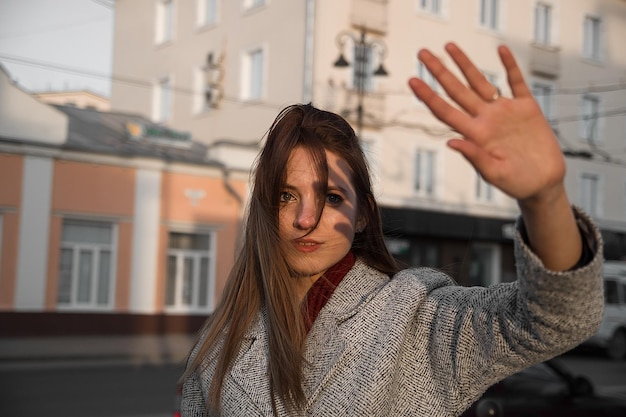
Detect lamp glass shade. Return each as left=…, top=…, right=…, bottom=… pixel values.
left=333, top=53, right=350, bottom=68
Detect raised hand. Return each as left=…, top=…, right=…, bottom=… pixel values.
left=408, top=43, right=565, bottom=205
left=408, top=42, right=583, bottom=271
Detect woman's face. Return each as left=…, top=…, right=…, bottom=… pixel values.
left=279, top=146, right=363, bottom=282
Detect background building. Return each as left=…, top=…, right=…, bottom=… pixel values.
left=110, top=0, right=626, bottom=281
left=2, top=0, right=625, bottom=336
left=33, top=90, right=111, bottom=111
left=0, top=65, right=247, bottom=336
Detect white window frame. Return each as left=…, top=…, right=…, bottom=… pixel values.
left=479, top=0, right=500, bottom=31
left=418, top=0, right=443, bottom=15
left=482, top=71, right=501, bottom=102
left=580, top=95, right=601, bottom=144
left=532, top=81, right=554, bottom=124
left=165, top=230, right=217, bottom=313
left=414, top=148, right=436, bottom=197
left=583, top=15, right=602, bottom=61
left=469, top=242, right=501, bottom=286
left=534, top=2, right=552, bottom=46
left=155, top=0, right=175, bottom=45
left=579, top=172, right=602, bottom=217
left=197, top=0, right=218, bottom=28
left=153, top=76, right=172, bottom=122
left=57, top=219, right=117, bottom=310
left=350, top=43, right=376, bottom=93
left=360, top=134, right=382, bottom=189
left=475, top=172, right=494, bottom=203
left=482, top=71, right=499, bottom=86
left=193, top=66, right=209, bottom=114
left=240, top=45, right=266, bottom=101
left=417, top=61, right=440, bottom=101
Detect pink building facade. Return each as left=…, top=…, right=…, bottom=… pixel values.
left=0, top=66, right=249, bottom=336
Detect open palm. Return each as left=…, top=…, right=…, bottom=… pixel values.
left=408, top=43, right=565, bottom=204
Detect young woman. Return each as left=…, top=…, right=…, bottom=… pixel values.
left=181, top=43, right=604, bottom=416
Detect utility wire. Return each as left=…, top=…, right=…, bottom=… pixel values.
left=0, top=52, right=287, bottom=112
left=3, top=52, right=626, bottom=165
left=0, top=16, right=110, bottom=40
left=4, top=51, right=626, bottom=102
left=380, top=81, right=626, bottom=98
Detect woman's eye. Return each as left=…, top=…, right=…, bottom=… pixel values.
left=326, top=193, right=344, bottom=205
left=280, top=191, right=295, bottom=202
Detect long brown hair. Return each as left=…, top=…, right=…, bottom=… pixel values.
left=183, top=103, right=398, bottom=413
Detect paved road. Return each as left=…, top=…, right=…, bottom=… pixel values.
left=0, top=351, right=624, bottom=417
left=559, top=350, right=626, bottom=400
left=0, top=361, right=184, bottom=417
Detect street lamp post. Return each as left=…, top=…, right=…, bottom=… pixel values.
left=333, top=27, right=388, bottom=139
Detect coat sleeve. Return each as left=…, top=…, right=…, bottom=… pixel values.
left=406, top=207, right=604, bottom=409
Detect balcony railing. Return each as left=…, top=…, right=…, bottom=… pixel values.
left=529, top=43, right=560, bottom=79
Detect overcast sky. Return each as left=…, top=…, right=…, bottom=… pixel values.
left=0, top=0, right=114, bottom=97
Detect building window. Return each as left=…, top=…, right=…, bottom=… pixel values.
left=153, top=77, right=172, bottom=122
left=534, top=3, right=552, bottom=45
left=193, top=67, right=210, bottom=114
left=155, top=0, right=174, bottom=44
left=480, top=0, right=500, bottom=30
left=352, top=44, right=375, bottom=93
left=241, top=47, right=264, bottom=100
left=583, top=15, right=602, bottom=61
left=414, top=149, right=435, bottom=196
left=579, top=173, right=600, bottom=217
left=580, top=95, right=600, bottom=144
left=197, top=0, right=218, bottom=27
left=57, top=219, right=115, bottom=309
left=475, top=172, right=494, bottom=202
left=419, top=0, right=442, bottom=15
left=165, top=231, right=216, bottom=312
left=482, top=71, right=500, bottom=99
left=469, top=243, right=501, bottom=286
left=532, top=82, right=554, bottom=123
left=417, top=61, right=440, bottom=99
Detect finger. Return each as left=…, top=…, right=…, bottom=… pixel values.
left=445, top=43, right=500, bottom=103
left=447, top=138, right=493, bottom=176
left=408, top=78, right=473, bottom=134
left=417, top=49, right=483, bottom=116
left=498, top=45, right=532, bottom=98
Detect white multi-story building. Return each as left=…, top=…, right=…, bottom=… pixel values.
left=110, top=0, right=626, bottom=288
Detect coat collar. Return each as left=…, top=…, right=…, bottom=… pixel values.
left=229, top=259, right=389, bottom=413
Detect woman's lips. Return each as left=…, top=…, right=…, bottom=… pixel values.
left=293, top=239, right=321, bottom=253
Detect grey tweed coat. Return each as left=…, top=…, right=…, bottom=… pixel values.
left=182, top=210, right=604, bottom=416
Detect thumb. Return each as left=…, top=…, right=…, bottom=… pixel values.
left=447, top=138, right=486, bottom=170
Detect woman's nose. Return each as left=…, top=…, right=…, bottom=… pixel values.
left=293, top=201, right=317, bottom=230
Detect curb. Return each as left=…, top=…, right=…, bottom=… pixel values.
left=0, top=334, right=194, bottom=370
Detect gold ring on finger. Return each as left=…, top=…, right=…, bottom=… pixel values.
left=490, top=87, right=502, bottom=102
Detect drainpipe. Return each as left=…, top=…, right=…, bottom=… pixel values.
left=303, top=0, right=315, bottom=104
